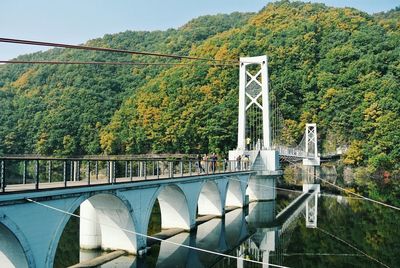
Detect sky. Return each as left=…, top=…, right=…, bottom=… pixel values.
left=0, top=0, right=398, bottom=60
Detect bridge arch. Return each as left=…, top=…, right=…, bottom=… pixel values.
left=79, top=193, right=137, bottom=253
left=147, top=184, right=191, bottom=231
left=225, top=176, right=245, bottom=208
left=46, top=191, right=138, bottom=267
left=0, top=218, right=32, bottom=268
left=197, top=180, right=223, bottom=216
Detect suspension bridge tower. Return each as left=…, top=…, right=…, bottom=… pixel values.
left=229, top=55, right=281, bottom=201
left=229, top=55, right=280, bottom=172
left=302, top=123, right=320, bottom=166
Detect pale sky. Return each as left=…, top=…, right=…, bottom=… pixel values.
left=0, top=0, right=398, bottom=60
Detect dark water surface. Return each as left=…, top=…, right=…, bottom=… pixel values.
left=55, top=191, right=400, bottom=268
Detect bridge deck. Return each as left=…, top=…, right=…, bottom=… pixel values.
left=0, top=169, right=253, bottom=196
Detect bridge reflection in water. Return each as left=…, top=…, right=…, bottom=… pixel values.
left=90, top=192, right=317, bottom=267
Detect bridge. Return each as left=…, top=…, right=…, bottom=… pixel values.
left=0, top=55, right=322, bottom=267
left=228, top=55, right=320, bottom=171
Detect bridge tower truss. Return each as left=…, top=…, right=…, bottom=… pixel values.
left=305, top=123, right=318, bottom=157
left=237, top=55, right=271, bottom=151
left=303, top=184, right=320, bottom=228
left=303, top=123, right=320, bottom=166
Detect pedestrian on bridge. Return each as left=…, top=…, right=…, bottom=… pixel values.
left=243, top=155, right=250, bottom=170
left=202, top=154, right=208, bottom=173
left=197, top=154, right=205, bottom=173
left=236, top=155, right=241, bottom=171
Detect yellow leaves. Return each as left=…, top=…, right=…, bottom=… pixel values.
left=36, top=132, right=48, bottom=154
left=364, top=102, right=382, bottom=121
left=363, top=92, right=376, bottom=102
left=11, top=69, right=35, bottom=88
left=280, top=119, right=302, bottom=146
left=99, top=132, right=116, bottom=154
left=249, top=3, right=296, bottom=30
left=214, top=44, right=230, bottom=60
left=200, top=85, right=212, bottom=96
left=343, top=140, right=363, bottom=165
left=320, top=88, right=337, bottom=110
left=300, top=111, right=316, bottom=126
left=323, top=88, right=337, bottom=100
left=303, top=32, right=315, bottom=41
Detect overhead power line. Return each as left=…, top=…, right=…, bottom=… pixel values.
left=0, top=37, right=238, bottom=63
left=0, top=60, right=237, bottom=67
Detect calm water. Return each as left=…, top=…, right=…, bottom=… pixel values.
left=54, top=190, right=400, bottom=268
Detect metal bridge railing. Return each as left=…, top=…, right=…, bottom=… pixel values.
left=273, top=146, right=315, bottom=158
left=0, top=157, right=251, bottom=194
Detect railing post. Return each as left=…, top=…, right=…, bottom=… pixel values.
left=87, top=161, right=91, bottom=185
left=63, top=160, right=67, bottom=187
left=1, top=160, right=5, bottom=192
left=189, top=161, right=192, bottom=176
left=156, top=161, right=160, bottom=179
left=95, top=161, right=98, bottom=180
left=107, top=161, right=110, bottom=183
left=112, top=161, right=116, bottom=183
left=35, top=160, right=39, bottom=190
left=23, top=160, right=27, bottom=184
left=206, top=160, right=209, bottom=175
left=129, top=161, right=132, bottom=181
left=48, top=160, right=52, bottom=183
left=180, top=161, right=183, bottom=177
left=125, top=161, right=128, bottom=178
left=144, top=161, right=147, bottom=179
left=169, top=162, right=173, bottom=178
left=70, top=160, right=73, bottom=181
left=77, top=161, right=81, bottom=181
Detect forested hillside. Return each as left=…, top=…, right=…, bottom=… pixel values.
left=0, top=0, right=399, bottom=190
left=0, top=12, right=253, bottom=155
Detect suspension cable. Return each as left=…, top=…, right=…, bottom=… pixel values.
left=25, top=198, right=290, bottom=268
left=0, top=60, right=237, bottom=67
left=0, top=37, right=238, bottom=63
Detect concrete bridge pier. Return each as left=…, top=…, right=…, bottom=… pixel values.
left=225, top=175, right=248, bottom=208
left=79, top=194, right=138, bottom=254
left=80, top=201, right=101, bottom=249
left=247, top=175, right=277, bottom=201
left=198, top=181, right=224, bottom=216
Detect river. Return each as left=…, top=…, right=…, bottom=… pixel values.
left=54, top=188, right=400, bottom=268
